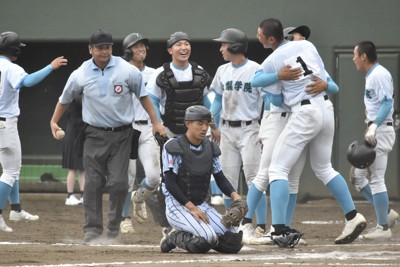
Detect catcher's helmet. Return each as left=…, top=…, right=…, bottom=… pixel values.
left=184, top=105, right=211, bottom=122
left=0, top=31, right=26, bottom=57
left=347, top=140, right=376, bottom=169
left=122, top=33, right=149, bottom=60
left=213, top=28, right=248, bottom=54
left=167, top=32, right=190, bottom=48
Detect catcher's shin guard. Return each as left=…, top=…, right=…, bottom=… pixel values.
left=169, top=230, right=213, bottom=253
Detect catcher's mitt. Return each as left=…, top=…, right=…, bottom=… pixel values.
left=271, top=229, right=304, bottom=248
left=221, top=199, right=248, bottom=227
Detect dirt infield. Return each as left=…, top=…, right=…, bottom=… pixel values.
left=0, top=194, right=399, bottom=267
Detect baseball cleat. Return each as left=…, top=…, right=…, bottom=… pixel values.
left=9, top=210, right=39, bottom=222
left=335, top=213, right=367, bottom=244
left=120, top=218, right=135, bottom=234
left=238, top=223, right=272, bottom=245
left=160, top=228, right=176, bottom=253
left=359, top=224, right=392, bottom=241
left=387, top=209, right=399, bottom=228
left=210, top=195, right=224, bottom=206
left=65, top=195, right=81, bottom=206
left=0, top=216, right=13, bottom=232
left=83, top=232, right=100, bottom=244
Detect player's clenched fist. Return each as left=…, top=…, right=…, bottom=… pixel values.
left=50, top=56, right=68, bottom=69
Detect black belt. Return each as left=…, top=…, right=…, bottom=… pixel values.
left=301, top=95, right=329, bottom=106
left=281, top=112, right=287, bottom=118
left=88, top=124, right=132, bottom=132
left=222, top=120, right=252, bottom=127
left=0, top=117, right=5, bottom=121
left=367, top=121, right=393, bottom=127
left=134, top=120, right=149, bottom=125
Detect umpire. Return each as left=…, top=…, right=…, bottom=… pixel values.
left=50, top=29, right=165, bottom=244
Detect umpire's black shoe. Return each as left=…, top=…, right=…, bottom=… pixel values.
left=83, top=232, right=100, bottom=244
left=160, top=228, right=176, bottom=253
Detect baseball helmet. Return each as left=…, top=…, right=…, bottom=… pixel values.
left=287, top=25, right=311, bottom=40
left=167, top=32, right=190, bottom=48
left=347, top=140, right=376, bottom=169
left=213, top=28, right=248, bottom=54
left=122, top=33, right=149, bottom=60
left=0, top=31, right=26, bottom=57
left=185, top=105, right=212, bottom=122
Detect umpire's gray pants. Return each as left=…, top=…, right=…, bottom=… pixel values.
left=82, top=125, right=132, bottom=236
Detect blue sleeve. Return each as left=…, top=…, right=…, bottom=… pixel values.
left=326, top=77, right=339, bottom=95
left=203, top=94, right=211, bottom=109
left=270, top=93, right=283, bottom=107
left=262, top=92, right=271, bottom=111
left=251, top=70, right=279, bottom=87
left=149, top=93, right=161, bottom=122
left=213, top=109, right=221, bottom=128
left=375, top=97, right=393, bottom=126
left=21, top=65, right=53, bottom=88
left=210, top=92, right=222, bottom=117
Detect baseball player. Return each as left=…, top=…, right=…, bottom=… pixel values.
left=257, top=18, right=367, bottom=245
left=350, top=41, right=398, bottom=241
left=0, top=31, right=67, bottom=232
left=146, top=31, right=211, bottom=138
left=50, top=29, right=165, bottom=244
left=209, top=28, right=268, bottom=244
left=119, top=33, right=161, bottom=234
left=244, top=25, right=340, bottom=245
left=160, top=105, right=244, bottom=254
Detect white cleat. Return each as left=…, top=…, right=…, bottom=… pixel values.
left=120, top=218, right=135, bottom=234
left=359, top=224, right=392, bottom=241
left=238, top=224, right=271, bottom=245
left=9, top=210, right=39, bottom=222
left=132, top=191, right=148, bottom=223
left=335, top=213, right=367, bottom=244
left=387, top=209, right=399, bottom=228
left=210, top=195, right=224, bottom=206
left=65, top=195, right=82, bottom=206
left=0, top=216, right=13, bottom=232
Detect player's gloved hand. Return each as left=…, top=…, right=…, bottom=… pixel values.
left=365, top=123, right=378, bottom=146
left=221, top=199, right=248, bottom=227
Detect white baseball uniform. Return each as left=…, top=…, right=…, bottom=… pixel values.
left=352, top=64, right=395, bottom=194
left=128, top=65, right=160, bottom=191
left=210, top=59, right=263, bottom=190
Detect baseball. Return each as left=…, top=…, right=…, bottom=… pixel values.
left=56, top=129, right=65, bottom=139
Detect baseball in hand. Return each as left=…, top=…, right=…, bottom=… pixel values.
left=56, top=129, right=65, bottom=139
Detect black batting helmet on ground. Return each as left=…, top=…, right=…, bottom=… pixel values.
left=122, top=33, right=149, bottom=60
left=347, top=140, right=376, bottom=169
left=167, top=32, right=190, bottom=48
left=0, top=31, right=26, bottom=57
left=184, top=105, right=212, bottom=122
left=213, top=28, right=248, bottom=54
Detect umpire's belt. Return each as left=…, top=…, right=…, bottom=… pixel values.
left=301, top=95, right=329, bottom=105
left=222, top=120, right=252, bottom=127
left=88, top=124, right=132, bottom=132
left=367, top=121, right=393, bottom=127
left=134, top=120, right=149, bottom=125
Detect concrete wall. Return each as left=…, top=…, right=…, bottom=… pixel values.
left=1, top=0, right=400, bottom=198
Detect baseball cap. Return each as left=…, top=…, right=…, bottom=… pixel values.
left=89, top=29, right=113, bottom=46
left=287, top=25, right=311, bottom=40
left=167, top=32, right=190, bottom=48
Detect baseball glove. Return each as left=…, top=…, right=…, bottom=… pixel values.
left=271, top=229, right=304, bottom=248
left=221, top=199, right=248, bottom=227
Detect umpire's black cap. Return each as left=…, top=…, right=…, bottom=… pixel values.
left=90, top=29, right=113, bottom=46
left=184, top=105, right=211, bottom=122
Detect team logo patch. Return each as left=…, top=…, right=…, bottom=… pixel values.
left=114, top=85, right=123, bottom=94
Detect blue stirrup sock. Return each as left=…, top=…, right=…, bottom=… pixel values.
left=245, top=183, right=264, bottom=220
left=224, top=198, right=234, bottom=210
left=270, top=180, right=289, bottom=225
left=285, top=193, right=297, bottom=227
left=8, top=180, right=20, bottom=204
left=373, top=192, right=389, bottom=226
left=0, top=181, right=13, bottom=209
left=360, top=184, right=374, bottom=204
left=255, top=193, right=267, bottom=225
left=326, top=175, right=355, bottom=214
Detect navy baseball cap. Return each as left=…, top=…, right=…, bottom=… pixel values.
left=167, top=32, right=190, bottom=48
left=288, top=25, right=311, bottom=40
left=90, top=29, right=113, bottom=46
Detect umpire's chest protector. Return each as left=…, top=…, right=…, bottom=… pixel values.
left=165, top=136, right=220, bottom=205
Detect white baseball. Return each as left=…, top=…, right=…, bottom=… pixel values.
left=56, top=129, right=65, bottom=139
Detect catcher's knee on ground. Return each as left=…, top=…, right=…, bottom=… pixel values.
left=213, top=231, right=243, bottom=254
